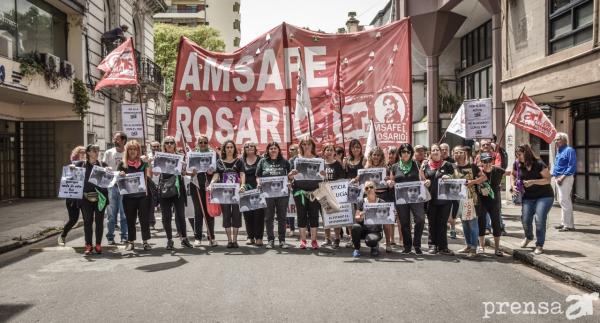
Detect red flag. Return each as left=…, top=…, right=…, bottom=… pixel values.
left=95, top=38, right=139, bottom=91
left=509, top=92, right=557, bottom=144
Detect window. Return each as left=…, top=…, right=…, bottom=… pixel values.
left=572, top=98, right=600, bottom=205
left=548, top=0, right=593, bottom=54
left=233, top=19, right=240, bottom=31
left=233, top=37, right=240, bottom=47
left=233, top=2, right=240, bottom=13
left=460, top=20, right=492, bottom=70
left=460, top=66, right=492, bottom=100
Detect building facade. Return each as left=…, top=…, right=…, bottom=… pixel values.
left=0, top=0, right=166, bottom=201
left=153, top=0, right=241, bottom=51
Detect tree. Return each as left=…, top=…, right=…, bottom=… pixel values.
left=154, top=23, right=226, bottom=104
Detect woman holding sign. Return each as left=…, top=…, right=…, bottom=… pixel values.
left=241, top=142, right=265, bottom=246
left=422, top=144, right=455, bottom=255
left=343, top=139, right=365, bottom=248
left=118, top=140, right=153, bottom=251
left=391, top=143, right=427, bottom=255
left=210, top=140, right=245, bottom=248
left=156, top=136, right=192, bottom=250
left=321, top=143, right=346, bottom=249
left=75, top=145, right=109, bottom=255
left=256, top=142, right=291, bottom=249
left=351, top=181, right=384, bottom=258
left=58, top=146, right=86, bottom=247
left=189, top=136, right=217, bottom=247
left=288, top=138, right=323, bottom=250
left=363, top=146, right=394, bottom=253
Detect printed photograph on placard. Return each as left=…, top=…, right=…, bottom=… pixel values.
left=62, top=165, right=85, bottom=181
left=239, top=189, right=267, bottom=212
left=152, top=152, right=183, bottom=175
left=357, top=168, right=387, bottom=189
left=322, top=203, right=354, bottom=228
left=58, top=166, right=85, bottom=199
left=294, top=157, right=324, bottom=181
left=395, top=181, right=430, bottom=204
left=259, top=176, right=288, bottom=198
left=187, top=151, right=216, bottom=173
left=347, top=183, right=363, bottom=204
left=117, top=172, right=147, bottom=196
left=363, top=202, right=395, bottom=225
left=89, top=165, right=116, bottom=188
left=438, top=179, right=468, bottom=200
left=210, top=183, right=240, bottom=204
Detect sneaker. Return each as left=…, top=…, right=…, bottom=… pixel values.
left=300, top=240, right=307, bottom=249
left=120, top=240, right=127, bottom=245
left=457, top=246, right=471, bottom=254
left=181, top=239, right=193, bottom=248
left=321, top=239, right=332, bottom=247
left=370, top=247, right=380, bottom=257
left=414, top=247, right=423, bottom=255
left=345, top=241, right=353, bottom=248
left=246, top=239, right=255, bottom=245
left=554, top=224, right=564, bottom=230
left=279, top=241, right=288, bottom=249
left=476, top=247, right=484, bottom=254
left=495, top=249, right=503, bottom=257
left=166, top=240, right=174, bottom=250
left=428, top=245, right=437, bottom=254
left=558, top=227, right=575, bottom=232
left=255, top=239, right=264, bottom=247
left=534, top=246, right=544, bottom=255
left=467, top=250, right=477, bottom=258
left=311, top=240, right=318, bottom=250
left=125, top=242, right=134, bottom=251
left=352, top=249, right=361, bottom=258
left=209, top=240, right=218, bottom=247
left=193, top=239, right=202, bottom=247
left=266, top=240, right=275, bottom=249
left=438, top=248, right=454, bottom=255
left=333, top=239, right=340, bottom=249
left=143, top=242, right=151, bottom=250
left=390, top=242, right=397, bottom=246
left=385, top=244, right=392, bottom=253
left=57, top=235, right=66, bottom=246
left=520, top=238, right=533, bottom=248
left=94, top=244, right=102, bottom=254
left=401, top=248, right=411, bottom=254
left=107, top=239, right=116, bottom=246
left=84, top=244, right=93, bottom=255
left=450, top=230, right=457, bottom=239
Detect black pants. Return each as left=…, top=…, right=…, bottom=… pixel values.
left=294, top=195, right=319, bottom=228
left=190, top=185, right=215, bottom=240
left=427, top=203, right=452, bottom=250
left=243, top=209, right=265, bottom=240
left=222, top=204, right=242, bottom=228
left=351, top=224, right=382, bottom=250
left=397, top=202, right=425, bottom=248
left=265, top=196, right=288, bottom=242
left=450, top=200, right=459, bottom=219
left=80, top=199, right=105, bottom=245
left=477, top=199, right=502, bottom=237
left=160, top=194, right=187, bottom=240
left=62, top=200, right=80, bottom=238
left=123, top=195, right=151, bottom=241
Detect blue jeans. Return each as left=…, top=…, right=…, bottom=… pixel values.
left=461, top=218, right=479, bottom=248
left=521, top=197, right=553, bottom=247
left=106, top=185, right=128, bottom=241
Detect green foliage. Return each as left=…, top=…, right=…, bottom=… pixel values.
left=438, top=81, right=463, bottom=113
left=18, top=52, right=45, bottom=79
left=154, top=23, right=226, bottom=103
left=72, top=78, right=90, bottom=119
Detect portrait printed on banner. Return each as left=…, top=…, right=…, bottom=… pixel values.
left=63, top=166, right=85, bottom=181
left=363, top=203, right=396, bottom=225
left=152, top=152, right=183, bottom=175
left=259, top=176, right=288, bottom=198
left=89, top=165, right=116, bottom=188
left=117, top=173, right=147, bottom=196
left=210, top=183, right=240, bottom=204
left=239, top=189, right=267, bottom=212
left=438, top=179, right=468, bottom=200
left=374, top=92, right=406, bottom=124
left=294, top=158, right=324, bottom=181
left=357, top=168, right=387, bottom=189
left=187, top=151, right=216, bottom=173
left=395, top=181, right=429, bottom=204
left=347, top=183, right=363, bottom=204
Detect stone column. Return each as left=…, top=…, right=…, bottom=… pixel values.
left=426, top=55, right=440, bottom=143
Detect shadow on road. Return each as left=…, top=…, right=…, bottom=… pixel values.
left=0, top=304, right=33, bottom=322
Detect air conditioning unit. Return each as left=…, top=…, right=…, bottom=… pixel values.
left=60, top=60, right=74, bottom=78
left=0, top=34, right=13, bottom=59
left=41, top=52, right=60, bottom=73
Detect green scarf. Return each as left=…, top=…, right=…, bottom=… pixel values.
left=96, top=188, right=107, bottom=212
left=398, top=160, right=413, bottom=174
left=293, top=190, right=308, bottom=206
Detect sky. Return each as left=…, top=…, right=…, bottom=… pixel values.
left=240, top=0, right=391, bottom=46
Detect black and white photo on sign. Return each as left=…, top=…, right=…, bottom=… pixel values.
left=121, top=103, right=145, bottom=138
left=363, top=202, right=396, bottom=225
left=395, top=181, right=430, bottom=204
left=187, top=151, right=216, bottom=173
left=357, top=168, right=387, bottom=189
left=89, top=165, right=116, bottom=188
left=58, top=166, right=85, bottom=199
left=325, top=180, right=349, bottom=204
left=152, top=152, right=183, bottom=175
left=259, top=176, right=288, bottom=198
left=438, top=179, right=468, bottom=200
left=322, top=203, right=354, bottom=228
left=347, top=183, right=363, bottom=204
left=117, top=172, right=147, bottom=195
left=294, top=157, right=324, bottom=181
left=209, top=183, right=240, bottom=204
left=239, top=189, right=267, bottom=212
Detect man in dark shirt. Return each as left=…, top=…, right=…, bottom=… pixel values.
left=101, top=25, right=129, bottom=47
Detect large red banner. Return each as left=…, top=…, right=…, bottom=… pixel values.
left=168, top=20, right=412, bottom=153
left=510, top=93, right=557, bottom=144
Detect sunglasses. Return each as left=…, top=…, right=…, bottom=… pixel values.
left=482, top=160, right=492, bottom=164
left=400, top=150, right=410, bottom=154
left=198, top=141, right=208, bottom=145
left=226, top=146, right=235, bottom=149
left=164, top=142, right=176, bottom=145
left=365, top=186, right=374, bottom=191
left=244, top=145, right=255, bottom=149
left=289, top=148, right=297, bottom=151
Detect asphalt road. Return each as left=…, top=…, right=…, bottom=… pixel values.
left=0, top=216, right=598, bottom=323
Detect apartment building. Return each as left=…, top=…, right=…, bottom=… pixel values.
left=0, top=0, right=166, bottom=201
left=153, top=0, right=241, bottom=51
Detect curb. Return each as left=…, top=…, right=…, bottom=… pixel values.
left=454, top=226, right=600, bottom=293
left=0, top=222, right=83, bottom=255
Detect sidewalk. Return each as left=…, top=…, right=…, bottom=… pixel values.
left=0, top=199, right=78, bottom=253
left=464, top=200, right=600, bottom=292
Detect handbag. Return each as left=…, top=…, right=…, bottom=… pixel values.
left=310, top=181, right=341, bottom=214
left=83, top=191, right=99, bottom=202
left=512, top=161, right=523, bottom=205
left=458, top=198, right=477, bottom=221
left=159, top=174, right=178, bottom=199
left=205, top=189, right=222, bottom=217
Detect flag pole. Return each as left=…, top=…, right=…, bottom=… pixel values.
left=281, top=23, right=294, bottom=153
left=496, top=86, right=525, bottom=151
left=336, top=50, right=346, bottom=150
left=372, top=118, right=378, bottom=146
left=138, top=85, right=147, bottom=154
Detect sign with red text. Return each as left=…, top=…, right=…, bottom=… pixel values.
left=167, top=20, right=412, bottom=153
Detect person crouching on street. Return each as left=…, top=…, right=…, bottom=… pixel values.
left=351, top=181, right=384, bottom=258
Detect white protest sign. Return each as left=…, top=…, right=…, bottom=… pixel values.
left=322, top=203, right=354, bottom=228
left=325, top=180, right=349, bottom=203
left=294, top=157, right=324, bottom=181
left=187, top=151, right=216, bottom=173
left=465, top=98, right=493, bottom=139
left=152, top=152, right=184, bottom=175
left=121, top=103, right=145, bottom=138
left=58, top=166, right=85, bottom=199
left=259, top=176, right=288, bottom=198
